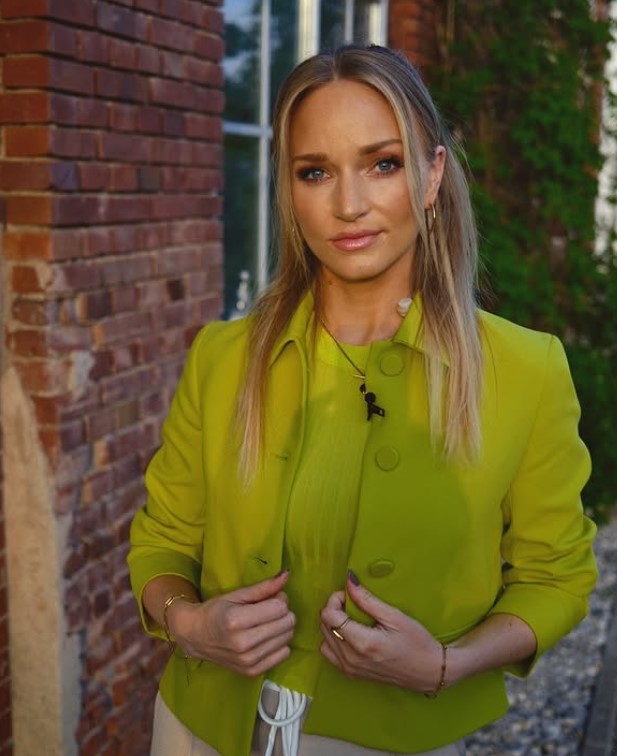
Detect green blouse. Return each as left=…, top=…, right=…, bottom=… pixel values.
left=269, top=328, right=374, bottom=695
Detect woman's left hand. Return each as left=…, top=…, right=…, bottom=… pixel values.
left=320, top=572, right=444, bottom=694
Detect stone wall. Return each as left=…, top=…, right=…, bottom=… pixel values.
left=0, top=1, right=224, bottom=753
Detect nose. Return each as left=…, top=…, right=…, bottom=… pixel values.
left=333, top=171, right=368, bottom=222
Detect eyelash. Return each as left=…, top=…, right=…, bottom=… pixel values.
left=295, top=155, right=404, bottom=183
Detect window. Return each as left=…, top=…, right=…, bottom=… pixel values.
left=223, top=0, right=389, bottom=316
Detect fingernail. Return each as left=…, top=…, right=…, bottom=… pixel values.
left=347, top=569, right=360, bottom=586
left=276, top=568, right=289, bottom=578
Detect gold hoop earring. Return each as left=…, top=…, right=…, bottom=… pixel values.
left=424, top=204, right=437, bottom=235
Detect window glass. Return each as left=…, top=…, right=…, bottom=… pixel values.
left=224, top=0, right=261, bottom=124
left=223, top=135, right=259, bottom=313
left=270, top=0, right=298, bottom=113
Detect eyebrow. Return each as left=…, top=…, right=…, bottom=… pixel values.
left=291, top=138, right=403, bottom=163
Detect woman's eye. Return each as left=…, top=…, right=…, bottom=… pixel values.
left=296, top=167, right=327, bottom=182
left=375, top=157, right=403, bottom=173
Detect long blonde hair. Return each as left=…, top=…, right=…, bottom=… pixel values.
left=236, top=45, right=482, bottom=478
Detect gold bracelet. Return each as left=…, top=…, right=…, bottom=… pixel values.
left=162, top=594, right=194, bottom=653
left=424, top=643, right=448, bottom=699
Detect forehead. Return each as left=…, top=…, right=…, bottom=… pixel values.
left=289, top=79, right=401, bottom=151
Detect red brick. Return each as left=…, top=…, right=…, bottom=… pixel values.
left=109, top=103, right=137, bottom=132
left=99, top=132, right=149, bottom=162
left=51, top=162, right=79, bottom=191
left=0, top=160, right=51, bottom=191
left=135, top=44, right=160, bottom=75
left=1, top=0, right=47, bottom=18
left=88, top=350, right=114, bottom=381
left=0, top=20, right=47, bottom=53
left=11, top=298, right=58, bottom=326
left=50, top=59, right=95, bottom=95
left=52, top=196, right=103, bottom=226
left=0, top=92, right=49, bottom=123
left=79, top=163, right=110, bottom=191
left=193, top=31, right=224, bottom=63
left=78, top=30, right=109, bottom=65
left=204, top=6, right=225, bottom=35
left=76, top=290, right=113, bottom=321
left=11, top=265, right=48, bottom=294
left=78, top=98, right=108, bottom=128
left=96, top=2, right=148, bottom=41
left=184, top=58, right=223, bottom=87
left=161, top=49, right=184, bottom=79
left=93, top=311, right=151, bottom=347
left=85, top=407, right=115, bottom=441
left=3, top=55, right=49, bottom=88
left=13, top=357, right=72, bottom=393
left=109, top=38, right=137, bottom=69
left=5, top=126, right=50, bottom=156
left=151, top=17, right=195, bottom=53
left=48, top=326, right=92, bottom=353
left=82, top=468, right=115, bottom=503
left=96, top=68, right=148, bottom=103
left=60, top=420, right=86, bottom=452
left=48, top=0, right=96, bottom=27
left=5, top=195, right=52, bottom=225
left=111, top=285, right=138, bottom=313
left=50, top=260, right=102, bottom=292
left=184, top=113, right=221, bottom=140
left=50, top=128, right=96, bottom=160
left=4, top=231, right=52, bottom=260
left=8, top=329, right=48, bottom=357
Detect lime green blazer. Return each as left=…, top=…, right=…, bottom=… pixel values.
left=128, top=294, right=597, bottom=755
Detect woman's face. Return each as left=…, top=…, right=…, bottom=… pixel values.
left=289, top=79, right=443, bottom=292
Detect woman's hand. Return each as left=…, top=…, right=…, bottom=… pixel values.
left=320, top=572, right=443, bottom=694
left=168, top=570, right=296, bottom=677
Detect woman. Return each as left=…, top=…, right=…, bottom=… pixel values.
left=128, top=45, right=597, bottom=756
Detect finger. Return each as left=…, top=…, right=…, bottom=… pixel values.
left=323, top=590, right=346, bottom=612
left=232, top=610, right=296, bottom=655
left=224, top=594, right=292, bottom=631
left=229, top=570, right=290, bottom=605
left=234, top=623, right=295, bottom=671
left=238, top=644, right=292, bottom=678
left=346, top=572, right=400, bottom=627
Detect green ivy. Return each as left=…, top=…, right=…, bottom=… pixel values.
left=431, top=0, right=616, bottom=520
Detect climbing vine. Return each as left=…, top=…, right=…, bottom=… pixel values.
left=431, top=0, right=617, bottom=519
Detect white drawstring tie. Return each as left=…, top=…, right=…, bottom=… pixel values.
left=257, top=680, right=308, bottom=756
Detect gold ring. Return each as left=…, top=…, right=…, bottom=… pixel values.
left=331, top=616, right=351, bottom=641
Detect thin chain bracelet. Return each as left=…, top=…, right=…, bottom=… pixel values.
left=162, top=594, right=195, bottom=652
left=424, top=643, right=448, bottom=699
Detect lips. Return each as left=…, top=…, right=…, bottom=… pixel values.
left=330, top=230, right=381, bottom=251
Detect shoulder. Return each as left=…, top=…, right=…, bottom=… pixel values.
left=184, top=315, right=253, bottom=381
left=478, top=308, right=559, bottom=378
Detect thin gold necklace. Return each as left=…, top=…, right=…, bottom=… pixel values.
left=320, top=322, right=386, bottom=421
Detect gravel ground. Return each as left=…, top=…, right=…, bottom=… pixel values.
left=465, top=514, right=617, bottom=756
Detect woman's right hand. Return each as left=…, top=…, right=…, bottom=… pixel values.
left=167, top=570, right=296, bottom=677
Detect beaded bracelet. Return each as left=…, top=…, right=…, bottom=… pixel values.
left=424, top=643, right=448, bottom=699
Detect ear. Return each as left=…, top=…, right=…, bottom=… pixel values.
left=423, top=145, right=446, bottom=208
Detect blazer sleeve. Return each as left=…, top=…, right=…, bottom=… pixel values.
left=488, top=335, right=597, bottom=674
left=127, top=325, right=211, bottom=639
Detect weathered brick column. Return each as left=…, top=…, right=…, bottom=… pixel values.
left=0, top=1, right=223, bottom=754
left=389, top=0, right=438, bottom=70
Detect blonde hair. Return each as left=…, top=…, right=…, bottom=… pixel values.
left=237, top=45, right=482, bottom=478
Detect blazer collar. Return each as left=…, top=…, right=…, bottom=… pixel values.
left=269, top=290, right=449, bottom=366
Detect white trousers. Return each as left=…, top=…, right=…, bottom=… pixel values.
left=150, top=692, right=467, bottom=756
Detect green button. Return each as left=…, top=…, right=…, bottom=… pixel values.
left=375, top=446, right=400, bottom=470
left=379, top=350, right=404, bottom=376
left=368, top=560, right=395, bottom=577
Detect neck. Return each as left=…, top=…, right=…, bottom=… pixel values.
left=318, top=278, right=412, bottom=346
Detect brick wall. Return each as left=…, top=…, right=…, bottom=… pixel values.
left=389, top=0, right=438, bottom=70
left=0, top=1, right=223, bottom=753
